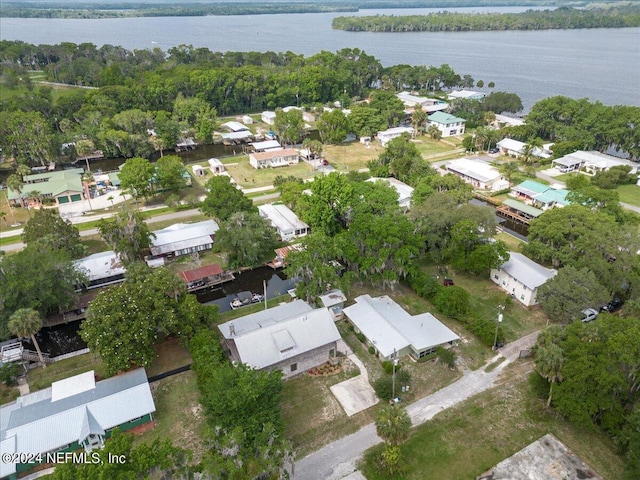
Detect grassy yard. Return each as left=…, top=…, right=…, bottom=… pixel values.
left=412, top=137, right=459, bottom=158
left=361, top=366, right=625, bottom=480
left=324, top=142, right=381, bottom=171
left=617, top=183, right=640, bottom=207
left=26, top=352, right=107, bottom=391
left=281, top=355, right=374, bottom=458
left=495, top=231, right=526, bottom=252
left=226, top=157, right=320, bottom=188
left=135, top=370, right=208, bottom=464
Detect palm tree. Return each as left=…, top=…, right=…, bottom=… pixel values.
left=6, top=173, right=25, bottom=207
left=535, top=343, right=565, bottom=407
left=8, top=308, right=47, bottom=368
left=522, top=137, right=544, bottom=166
left=375, top=405, right=412, bottom=446
left=411, top=109, right=428, bottom=136
left=107, top=195, right=115, bottom=206
left=500, top=161, right=520, bottom=186
left=427, top=124, right=442, bottom=140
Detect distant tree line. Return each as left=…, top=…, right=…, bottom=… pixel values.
left=332, top=5, right=640, bottom=32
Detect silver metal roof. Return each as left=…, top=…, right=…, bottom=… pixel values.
left=218, top=300, right=313, bottom=339
left=230, top=308, right=341, bottom=370
left=150, top=220, right=219, bottom=256
left=1, top=369, right=155, bottom=458
left=318, top=289, right=347, bottom=308
left=497, top=252, right=557, bottom=290
left=343, top=295, right=459, bottom=357
left=74, top=251, right=125, bottom=282
left=258, top=204, right=309, bottom=234
left=446, top=158, right=501, bottom=184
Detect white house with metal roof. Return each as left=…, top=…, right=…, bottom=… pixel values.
left=496, top=138, right=552, bottom=159
left=149, top=220, right=219, bottom=260
left=258, top=204, right=309, bottom=241
left=261, top=111, right=277, bottom=125
left=0, top=369, right=155, bottom=479
left=218, top=300, right=342, bottom=379
left=377, top=126, right=415, bottom=146
left=249, top=148, right=299, bottom=169
left=74, top=250, right=126, bottom=290
left=446, top=158, right=509, bottom=191
left=491, top=252, right=557, bottom=306
left=427, top=111, right=466, bottom=137
left=448, top=89, right=486, bottom=100
left=366, top=177, right=415, bottom=209
left=343, top=295, right=459, bottom=361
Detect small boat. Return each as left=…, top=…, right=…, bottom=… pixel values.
left=230, top=291, right=263, bottom=310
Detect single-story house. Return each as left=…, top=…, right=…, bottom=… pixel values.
left=491, top=252, right=557, bottom=306
left=218, top=300, right=342, bottom=379
left=494, top=114, right=525, bottom=127
left=250, top=140, right=282, bottom=152
left=343, top=294, right=459, bottom=361
left=261, top=111, right=277, bottom=125
left=448, top=89, right=486, bottom=100
left=318, top=289, right=347, bottom=320
left=427, top=111, right=466, bottom=137
left=249, top=148, right=299, bottom=169
left=208, top=158, right=225, bottom=174
left=149, top=220, right=220, bottom=259
left=366, top=177, right=414, bottom=209
left=446, top=158, right=509, bottom=191
left=377, top=126, right=415, bottom=146
left=496, top=139, right=552, bottom=159
left=510, top=180, right=570, bottom=210
left=573, top=150, right=638, bottom=175
left=258, top=204, right=310, bottom=241
left=221, top=121, right=249, bottom=132
left=0, top=369, right=155, bottom=480
left=74, top=251, right=126, bottom=290
left=7, top=168, right=87, bottom=208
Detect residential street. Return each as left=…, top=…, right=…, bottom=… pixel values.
left=294, top=331, right=540, bottom=480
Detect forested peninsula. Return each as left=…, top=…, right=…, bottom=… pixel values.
left=0, top=0, right=621, bottom=19
left=332, top=5, right=640, bottom=32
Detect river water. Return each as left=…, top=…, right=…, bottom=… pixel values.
left=1, top=7, right=639, bottom=111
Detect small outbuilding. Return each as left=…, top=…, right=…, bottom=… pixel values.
left=207, top=158, right=225, bottom=174
left=261, top=111, right=277, bottom=125
left=191, top=164, right=205, bottom=177
left=318, top=289, right=347, bottom=320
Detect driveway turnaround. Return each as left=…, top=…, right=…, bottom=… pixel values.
left=294, top=331, right=539, bottom=480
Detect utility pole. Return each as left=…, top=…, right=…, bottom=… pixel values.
left=493, top=305, right=505, bottom=350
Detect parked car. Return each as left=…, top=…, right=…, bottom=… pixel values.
left=443, top=278, right=455, bottom=287
left=600, top=298, right=623, bottom=313
left=580, top=308, right=599, bottom=323
left=488, top=147, right=499, bottom=154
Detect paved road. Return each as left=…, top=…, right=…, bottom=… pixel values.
left=0, top=208, right=203, bottom=252
left=294, top=331, right=539, bottom=480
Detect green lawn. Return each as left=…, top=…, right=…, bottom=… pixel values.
left=412, top=137, right=459, bottom=158
left=361, top=370, right=625, bottom=480
left=617, top=183, right=640, bottom=207
left=26, top=352, right=107, bottom=391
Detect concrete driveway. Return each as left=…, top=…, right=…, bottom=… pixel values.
left=330, top=353, right=378, bottom=417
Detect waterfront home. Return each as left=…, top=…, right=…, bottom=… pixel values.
left=366, top=177, right=414, bottom=209
left=258, top=204, right=310, bottom=241
left=446, top=158, right=509, bottom=191
left=396, top=91, right=448, bottom=113
left=427, top=111, right=466, bottom=137
left=221, top=121, right=249, bottom=132
left=0, top=369, right=155, bottom=480
left=344, top=295, right=459, bottom=361
left=510, top=180, right=570, bottom=210
left=178, top=263, right=234, bottom=291
left=148, top=220, right=219, bottom=260
left=377, top=126, right=415, bottom=146
left=218, top=300, right=342, bottom=379
left=496, top=198, right=544, bottom=225
left=249, top=148, right=299, bottom=169
left=249, top=140, right=282, bottom=152
left=491, top=252, right=557, bottom=307
left=448, top=89, right=486, bottom=100
left=74, top=250, right=126, bottom=290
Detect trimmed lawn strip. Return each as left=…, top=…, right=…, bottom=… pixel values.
left=494, top=231, right=525, bottom=252
left=135, top=370, right=208, bottom=464
left=225, top=158, right=320, bottom=188
left=216, top=294, right=292, bottom=323
left=281, top=357, right=367, bottom=458
left=26, top=352, right=107, bottom=391
left=617, top=183, right=640, bottom=207
left=361, top=371, right=625, bottom=480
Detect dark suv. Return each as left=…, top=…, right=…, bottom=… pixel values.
left=600, top=298, right=623, bottom=313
